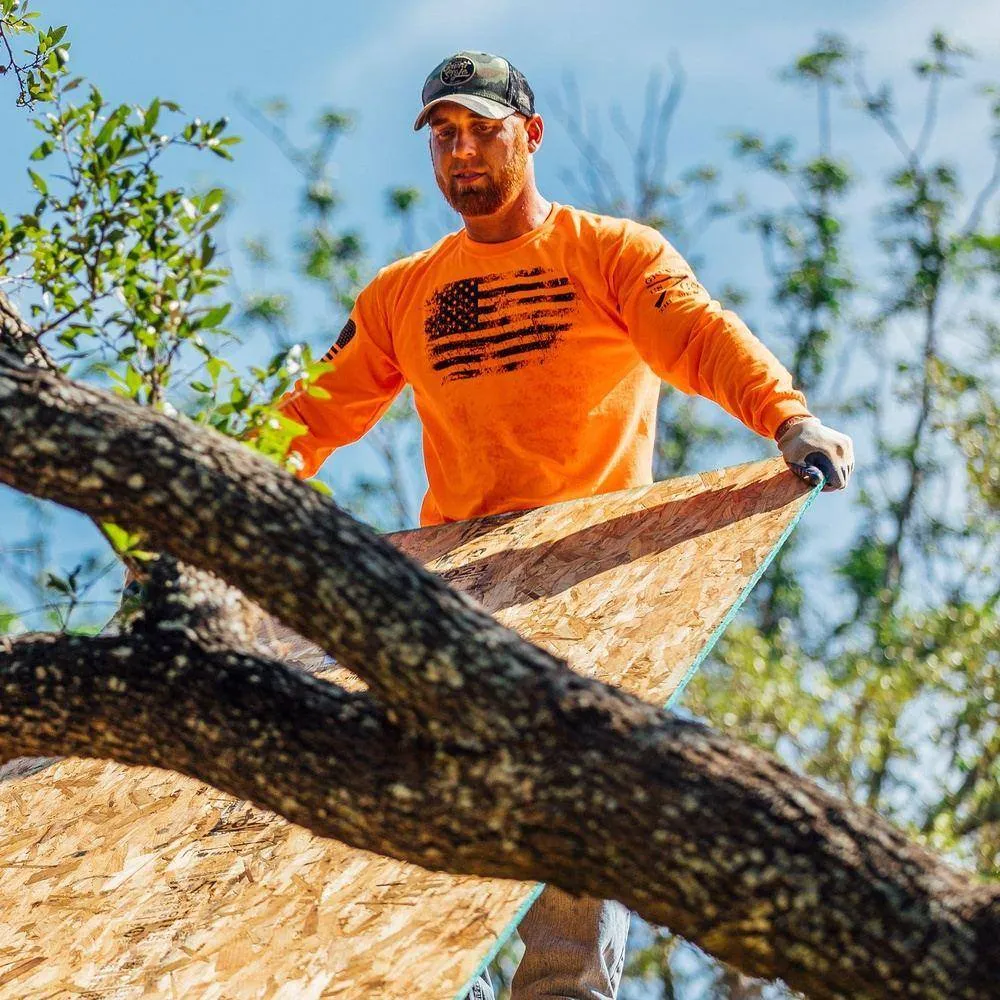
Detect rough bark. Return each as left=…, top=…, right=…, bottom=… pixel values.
left=0, top=291, right=998, bottom=1000
left=0, top=295, right=55, bottom=369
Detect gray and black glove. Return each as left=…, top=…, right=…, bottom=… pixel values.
left=777, top=417, right=854, bottom=491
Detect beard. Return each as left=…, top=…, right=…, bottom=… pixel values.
left=437, top=131, right=529, bottom=217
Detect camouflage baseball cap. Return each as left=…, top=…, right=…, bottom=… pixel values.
left=413, top=51, right=535, bottom=131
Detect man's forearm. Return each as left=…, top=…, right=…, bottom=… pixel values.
left=673, top=299, right=814, bottom=438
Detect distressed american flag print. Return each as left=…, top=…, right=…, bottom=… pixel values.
left=424, top=267, right=577, bottom=381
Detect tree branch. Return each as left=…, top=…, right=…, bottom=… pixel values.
left=1, top=289, right=999, bottom=998
left=0, top=628, right=423, bottom=856
left=0, top=348, right=556, bottom=743
left=2, top=625, right=998, bottom=1000
left=0, top=291, right=57, bottom=369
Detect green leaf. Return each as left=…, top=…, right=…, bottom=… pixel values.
left=124, top=363, right=142, bottom=396
left=45, top=572, right=73, bottom=596
left=101, top=522, right=153, bottom=560
left=0, top=609, right=22, bottom=635
left=206, top=355, right=233, bottom=381
left=200, top=303, right=230, bottom=327
left=27, top=169, right=47, bottom=195
left=309, top=478, right=333, bottom=497
left=143, top=98, right=161, bottom=132
left=200, top=234, right=216, bottom=267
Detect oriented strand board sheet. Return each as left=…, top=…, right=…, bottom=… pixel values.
left=0, top=459, right=816, bottom=999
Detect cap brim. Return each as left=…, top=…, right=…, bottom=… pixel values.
left=413, top=94, right=515, bottom=131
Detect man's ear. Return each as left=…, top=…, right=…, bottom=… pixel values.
left=525, top=114, right=544, bottom=153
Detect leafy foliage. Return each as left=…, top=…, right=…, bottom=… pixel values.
left=673, top=31, right=1000, bottom=999
left=234, top=96, right=426, bottom=527
left=0, top=1, right=67, bottom=107
left=0, top=11, right=330, bottom=628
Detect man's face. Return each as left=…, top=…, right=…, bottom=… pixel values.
left=428, top=103, right=535, bottom=217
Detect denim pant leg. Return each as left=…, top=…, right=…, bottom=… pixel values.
left=510, top=885, right=630, bottom=999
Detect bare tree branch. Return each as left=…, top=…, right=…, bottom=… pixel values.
left=962, top=146, right=1000, bottom=236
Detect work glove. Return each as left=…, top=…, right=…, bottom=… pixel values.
left=776, top=417, right=854, bottom=492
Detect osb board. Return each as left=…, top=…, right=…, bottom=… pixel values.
left=0, top=458, right=816, bottom=999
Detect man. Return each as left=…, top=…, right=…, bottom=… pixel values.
left=279, top=50, right=853, bottom=1000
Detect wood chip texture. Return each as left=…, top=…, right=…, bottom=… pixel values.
left=0, top=458, right=811, bottom=999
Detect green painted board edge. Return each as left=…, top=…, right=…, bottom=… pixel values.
left=662, top=477, right=823, bottom=712
left=453, top=477, right=823, bottom=1000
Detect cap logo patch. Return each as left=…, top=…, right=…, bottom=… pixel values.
left=440, top=56, right=476, bottom=86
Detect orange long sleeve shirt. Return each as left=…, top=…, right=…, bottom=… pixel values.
left=279, top=203, right=811, bottom=526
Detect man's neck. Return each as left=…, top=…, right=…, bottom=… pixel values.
left=462, top=187, right=552, bottom=244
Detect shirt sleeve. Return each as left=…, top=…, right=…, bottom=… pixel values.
left=277, top=279, right=404, bottom=478
left=611, top=223, right=812, bottom=439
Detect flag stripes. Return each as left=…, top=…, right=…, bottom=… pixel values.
left=425, top=269, right=577, bottom=381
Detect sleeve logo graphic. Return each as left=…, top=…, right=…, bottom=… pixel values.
left=424, top=267, right=577, bottom=382
left=644, top=272, right=703, bottom=310
left=321, top=319, right=357, bottom=361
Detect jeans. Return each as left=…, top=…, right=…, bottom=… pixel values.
left=468, top=886, right=630, bottom=999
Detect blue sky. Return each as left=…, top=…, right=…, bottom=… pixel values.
left=2, top=0, right=999, bottom=623
left=5, top=0, right=998, bottom=265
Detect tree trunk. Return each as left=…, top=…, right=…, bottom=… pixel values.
left=0, top=291, right=997, bottom=1000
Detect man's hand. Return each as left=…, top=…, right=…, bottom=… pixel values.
left=776, top=417, right=854, bottom=492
